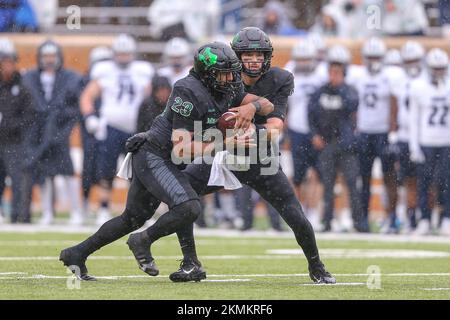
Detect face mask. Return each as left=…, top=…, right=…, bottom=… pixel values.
left=368, top=61, right=382, bottom=74
left=430, top=68, right=447, bottom=85
left=406, top=66, right=420, bottom=78
left=295, top=61, right=316, bottom=74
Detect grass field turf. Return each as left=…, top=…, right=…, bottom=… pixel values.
left=0, top=230, right=449, bottom=300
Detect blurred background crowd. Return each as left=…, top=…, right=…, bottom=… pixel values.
left=1, top=0, right=450, bottom=236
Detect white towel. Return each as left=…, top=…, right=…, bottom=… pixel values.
left=207, top=151, right=242, bottom=190
left=117, top=152, right=133, bottom=180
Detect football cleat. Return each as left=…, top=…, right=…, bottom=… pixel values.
left=169, top=259, right=207, bottom=283
left=127, top=233, right=159, bottom=276
left=309, top=261, right=336, bottom=284
left=59, top=247, right=96, bottom=281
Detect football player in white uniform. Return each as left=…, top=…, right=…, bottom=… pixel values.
left=409, top=48, right=450, bottom=236
left=391, top=41, right=426, bottom=232
left=286, top=38, right=326, bottom=228
left=81, top=34, right=154, bottom=225
left=350, top=37, right=399, bottom=233
left=158, top=37, right=192, bottom=85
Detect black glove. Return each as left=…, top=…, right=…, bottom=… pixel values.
left=126, top=132, right=150, bottom=153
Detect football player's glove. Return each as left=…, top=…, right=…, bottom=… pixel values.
left=126, top=131, right=150, bottom=153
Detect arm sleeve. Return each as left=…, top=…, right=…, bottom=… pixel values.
left=267, top=73, right=294, bottom=121
left=170, top=86, right=202, bottom=132
left=230, top=82, right=247, bottom=107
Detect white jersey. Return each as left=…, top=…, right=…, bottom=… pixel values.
left=287, top=68, right=327, bottom=134
left=158, top=65, right=191, bottom=86
left=91, top=60, right=154, bottom=133
left=350, top=67, right=393, bottom=134
left=409, top=78, right=450, bottom=147
left=391, top=69, right=427, bottom=142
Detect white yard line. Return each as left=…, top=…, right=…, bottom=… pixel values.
left=0, top=272, right=28, bottom=275
left=299, top=283, right=365, bottom=286
left=1, top=225, right=450, bottom=244
left=422, top=288, right=450, bottom=291
left=0, top=273, right=449, bottom=281
left=266, top=249, right=450, bottom=258
left=0, top=255, right=303, bottom=261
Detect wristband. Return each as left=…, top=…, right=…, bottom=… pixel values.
left=252, top=100, right=262, bottom=113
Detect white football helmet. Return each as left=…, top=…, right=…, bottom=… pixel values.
left=327, top=45, right=351, bottom=65
left=362, top=37, right=386, bottom=74
left=163, top=37, right=191, bottom=70
left=401, top=41, right=425, bottom=62
left=307, top=33, right=327, bottom=61
left=112, top=34, right=136, bottom=68
left=164, top=37, right=190, bottom=59
left=426, top=48, right=449, bottom=83
left=401, top=41, right=425, bottom=78
left=89, top=46, right=113, bottom=67
left=112, top=34, right=137, bottom=54
left=291, top=39, right=317, bottom=74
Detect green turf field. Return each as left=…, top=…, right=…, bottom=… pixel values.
left=0, top=230, right=449, bottom=300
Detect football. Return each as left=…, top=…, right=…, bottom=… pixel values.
left=217, top=111, right=237, bottom=136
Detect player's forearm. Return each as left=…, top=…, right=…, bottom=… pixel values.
left=262, top=118, right=284, bottom=139
left=80, top=81, right=101, bottom=116
left=390, top=95, right=398, bottom=132
left=241, top=94, right=274, bottom=116
left=80, top=93, right=94, bottom=116
left=252, top=97, right=274, bottom=116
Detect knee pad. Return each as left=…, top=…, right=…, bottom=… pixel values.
left=172, top=199, right=202, bottom=223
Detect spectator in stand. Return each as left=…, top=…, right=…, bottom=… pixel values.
left=0, top=38, right=34, bottom=223
left=324, top=0, right=382, bottom=38
left=310, top=4, right=344, bottom=37
left=0, top=0, right=38, bottom=32
left=147, top=0, right=220, bottom=42
left=220, top=0, right=242, bottom=34
left=28, top=0, right=57, bottom=31
left=382, top=0, right=428, bottom=36
left=259, top=0, right=305, bottom=36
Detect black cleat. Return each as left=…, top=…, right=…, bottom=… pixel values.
left=127, top=233, right=159, bottom=276
left=169, top=259, right=206, bottom=283
left=309, top=261, right=336, bottom=284
left=59, top=247, right=96, bottom=281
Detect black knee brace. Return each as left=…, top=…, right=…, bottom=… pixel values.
left=172, top=199, right=202, bottom=224
left=121, top=209, right=148, bottom=230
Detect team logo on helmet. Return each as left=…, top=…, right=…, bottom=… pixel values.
left=198, top=47, right=218, bottom=69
